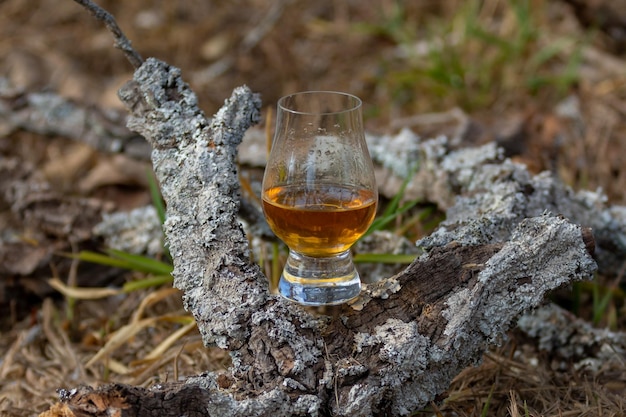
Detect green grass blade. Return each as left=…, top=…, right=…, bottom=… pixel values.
left=69, top=251, right=137, bottom=270
left=528, top=42, right=565, bottom=70
left=353, top=253, right=416, bottom=264
left=468, top=25, right=512, bottom=50
left=147, top=169, right=166, bottom=226
left=383, top=163, right=419, bottom=216
left=105, top=249, right=173, bottom=275
left=364, top=164, right=419, bottom=237
left=480, top=384, right=495, bottom=417
left=122, top=275, right=174, bottom=292
left=365, top=197, right=421, bottom=237
left=592, top=282, right=614, bottom=326
left=70, top=250, right=174, bottom=276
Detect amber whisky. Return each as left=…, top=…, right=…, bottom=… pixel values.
left=262, top=184, right=377, bottom=257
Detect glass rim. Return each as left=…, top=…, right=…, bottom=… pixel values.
left=277, top=91, right=362, bottom=115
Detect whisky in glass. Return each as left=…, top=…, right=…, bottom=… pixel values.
left=262, top=91, right=377, bottom=305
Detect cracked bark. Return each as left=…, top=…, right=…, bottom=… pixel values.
left=51, top=57, right=597, bottom=417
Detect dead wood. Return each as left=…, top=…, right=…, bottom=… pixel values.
left=43, top=1, right=602, bottom=416
left=519, top=303, right=626, bottom=367
left=368, top=131, right=626, bottom=277
left=0, top=79, right=150, bottom=160
left=48, top=54, right=597, bottom=417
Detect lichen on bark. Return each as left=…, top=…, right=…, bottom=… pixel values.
left=58, top=57, right=598, bottom=417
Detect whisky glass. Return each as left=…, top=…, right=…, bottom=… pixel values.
left=262, top=91, right=378, bottom=305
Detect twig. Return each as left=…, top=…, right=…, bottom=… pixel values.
left=72, top=0, right=144, bottom=69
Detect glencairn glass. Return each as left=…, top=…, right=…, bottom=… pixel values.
left=262, top=91, right=378, bottom=305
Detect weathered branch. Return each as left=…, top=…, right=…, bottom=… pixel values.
left=368, top=131, right=625, bottom=277
left=46, top=2, right=611, bottom=415
left=52, top=57, right=598, bottom=417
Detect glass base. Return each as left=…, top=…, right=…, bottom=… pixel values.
left=278, top=250, right=362, bottom=306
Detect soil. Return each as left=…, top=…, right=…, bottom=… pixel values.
left=1, top=0, right=625, bottom=416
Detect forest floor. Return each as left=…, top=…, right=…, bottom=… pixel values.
left=1, top=0, right=626, bottom=416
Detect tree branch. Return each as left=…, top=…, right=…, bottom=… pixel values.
left=53, top=57, right=597, bottom=416
left=47, top=2, right=606, bottom=415
left=72, top=0, right=143, bottom=69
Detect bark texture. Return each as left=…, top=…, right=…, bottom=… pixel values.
left=368, top=130, right=624, bottom=277
left=57, top=58, right=597, bottom=417
left=0, top=78, right=150, bottom=160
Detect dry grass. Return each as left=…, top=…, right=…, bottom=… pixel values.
left=437, top=344, right=626, bottom=416
left=1, top=0, right=625, bottom=415
left=0, top=290, right=231, bottom=415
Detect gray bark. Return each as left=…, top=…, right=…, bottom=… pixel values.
left=60, top=58, right=597, bottom=416
left=0, top=77, right=150, bottom=160
left=368, top=131, right=625, bottom=277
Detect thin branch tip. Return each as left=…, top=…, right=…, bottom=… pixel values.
left=72, top=0, right=144, bottom=69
